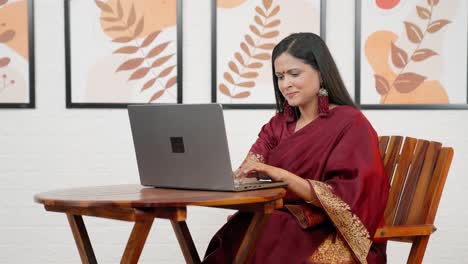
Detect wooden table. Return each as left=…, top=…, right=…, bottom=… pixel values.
left=34, top=184, right=285, bottom=264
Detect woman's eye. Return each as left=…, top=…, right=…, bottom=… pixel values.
left=291, top=73, right=299, bottom=77
left=277, top=76, right=284, bottom=80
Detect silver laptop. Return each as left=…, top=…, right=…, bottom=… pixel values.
left=128, top=103, right=287, bottom=191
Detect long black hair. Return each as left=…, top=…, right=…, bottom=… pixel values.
left=271, top=32, right=357, bottom=118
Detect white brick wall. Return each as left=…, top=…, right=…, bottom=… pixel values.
left=0, top=0, right=467, bottom=263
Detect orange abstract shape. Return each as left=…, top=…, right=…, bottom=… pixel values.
left=365, top=31, right=448, bottom=104
left=376, top=0, right=400, bottom=10
left=0, top=0, right=28, bottom=59
left=217, top=0, right=248, bottom=9
left=98, top=0, right=176, bottom=40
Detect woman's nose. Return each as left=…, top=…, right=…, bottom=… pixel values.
left=281, top=77, right=292, bottom=89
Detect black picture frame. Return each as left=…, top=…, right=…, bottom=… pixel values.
left=211, top=0, right=326, bottom=109
left=0, top=0, right=35, bottom=109
left=65, top=0, right=183, bottom=108
left=355, top=0, right=468, bottom=110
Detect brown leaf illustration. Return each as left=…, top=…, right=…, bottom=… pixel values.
left=219, top=84, right=231, bottom=96
left=416, top=6, right=430, bottom=19
left=133, top=17, right=145, bottom=38
left=116, top=58, right=144, bottom=72
left=101, top=16, right=120, bottom=22
left=254, top=16, right=264, bottom=27
left=147, top=41, right=170, bottom=58
left=104, top=26, right=127, bottom=32
left=257, top=43, right=275, bottom=50
left=127, top=4, right=136, bottom=27
left=255, top=6, right=267, bottom=18
left=0, top=57, right=10, bottom=68
left=265, top=20, right=280, bottom=28
left=0, top=30, right=15, bottom=43
left=411, top=49, right=437, bottom=61
left=129, top=67, right=150, bottom=81
left=394, top=72, right=426, bottom=93
left=250, top=25, right=261, bottom=37
left=114, top=46, right=139, bottom=54
left=427, top=0, right=439, bottom=6
left=228, top=61, right=240, bottom=74
left=240, top=42, right=251, bottom=56
left=245, top=35, right=255, bottom=47
left=141, top=31, right=161, bottom=48
left=263, top=0, right=272, bottom=10
left=233, top=91, right=251, bottom=98
left=246, top=62, right=262, bottom=68
left=224, top=72, right=235, bottom=85
left=0, top=0, right=8, bottom=6
left=165, top=76, right=177, bottom=89
left=374, top=74, right=390, bottom=95
left=235, top=52, right=245, bottom=65
left=141, top=77, right=156, bottom=91
left=241, top=72, right=259, bottom=78
left=116, top=0, right=123, bottom=19
left=157, top=65, right=176, bottom=78
left=113, top=36, right=133, bottom=43
left=262, top=30, right=279, bottom=38
left=253, top=53, right=270, bottom=60
left=149, top=89, right=165, bottom=102
left=404, top=22, right=423, bottom=43
left=427, top=20, right=451, bottom=33
left=268, top=6, right=280, bottom=18
left=151, top=54, right=174, bottom=68
left=237, top=81, right=255, bottom=88
left=391, top=42, right=408, bottom=68
left=95, top=0, right=113, bottom=13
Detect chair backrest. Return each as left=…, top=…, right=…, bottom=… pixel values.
left=378, top=136, right=454, bottom=228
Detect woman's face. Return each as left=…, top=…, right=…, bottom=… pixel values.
left=274, top=52, right=320, bottom=108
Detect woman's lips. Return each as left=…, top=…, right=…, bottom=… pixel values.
left=286, top=92, right=298, bottom=98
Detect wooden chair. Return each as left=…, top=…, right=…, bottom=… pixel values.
left=373, top=136, right=454, bottom=264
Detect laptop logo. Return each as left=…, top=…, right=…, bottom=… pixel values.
left=170, top=137, right=185, bottom=153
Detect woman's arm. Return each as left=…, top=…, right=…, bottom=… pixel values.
left=239, top=160, right=321, bottom=207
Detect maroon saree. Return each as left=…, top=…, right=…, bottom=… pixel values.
left=203, top=106, right=389, bottom=264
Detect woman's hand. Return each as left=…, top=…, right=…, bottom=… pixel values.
left=236, top=159, right=286, bottom=182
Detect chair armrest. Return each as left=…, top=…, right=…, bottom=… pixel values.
left=374, top=224, right=436, bottom=239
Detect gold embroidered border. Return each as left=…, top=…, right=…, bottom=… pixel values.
left=310, top=180, right=371, bottom=264
left=247, top=151, right=266, bottom=163
left=285, top=205, right=309, bottom=228
left=309, top=233, right=356, bottom=264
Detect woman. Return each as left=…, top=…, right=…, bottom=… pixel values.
left=203, top=33, right=389, bottom=264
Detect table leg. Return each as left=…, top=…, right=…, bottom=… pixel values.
left=66, top=213, right=98, bottom=264
left=233, top=212, right=272, bottom=264
left=121, top=218, right=155, bottom=264
left=171, top=221, right=201, bottom=264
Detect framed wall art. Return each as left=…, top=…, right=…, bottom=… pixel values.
left=0, top=0, right=35, bottom=108
left=212, top=0, right=326, bottom=109
left=356, top=0, right=468, bottom=109
left=65, top=0, right=182, bottom=108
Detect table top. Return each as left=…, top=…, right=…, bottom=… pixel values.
left=34, top=184, right=286, bottom=209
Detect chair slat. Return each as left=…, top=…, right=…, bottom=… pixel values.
left=422, top=147, right=454, bottom=224
left=384, top=137, right=417, bottom=225
left=378, top=136, right=389, bottom=160
left=383, top=136, right=403, bottom=183
left=406, top=142, right=441, bottom=225
left=394, top=140, right=429, bottom=225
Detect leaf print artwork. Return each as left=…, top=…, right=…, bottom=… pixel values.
left=95, top=0, right=177, bottom=103
left=0, top=0, right=30, bottom=105
left=364, top=0, right=455, bottom=104
left=218, top=0, right=281, bottom=101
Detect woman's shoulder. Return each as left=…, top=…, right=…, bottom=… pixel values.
left=331, top=105, right=374, bottom=131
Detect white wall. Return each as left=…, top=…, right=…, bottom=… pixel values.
left=0, top=0, right=467, bottom=263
